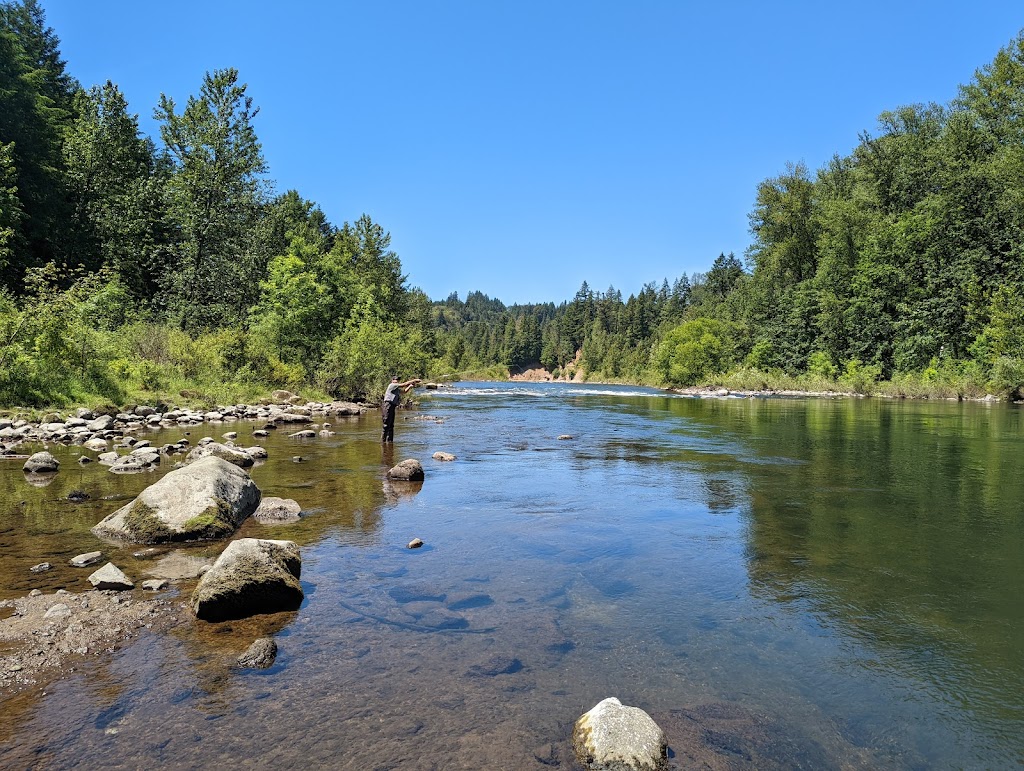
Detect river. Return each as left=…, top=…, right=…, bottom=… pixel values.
left=0, top=382, right=1021, bottom=768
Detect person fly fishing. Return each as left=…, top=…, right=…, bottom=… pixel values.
left=381, top=375, right=421, bottom=442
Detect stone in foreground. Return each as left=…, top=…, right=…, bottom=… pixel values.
left=237, top=637, right=278, bottom=669
left=23, top=451, right=59, bottom=473
left=91, top=455, right=261, bottom=544
left=387, top=458, right=424, bottom=481
left=573, top=697, right=667, bottom=771
left=88, top=562, right=134, bottom=590
left=190, top=538, right=302, bottom=622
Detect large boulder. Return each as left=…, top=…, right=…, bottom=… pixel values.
left=387, top=458, right=424, bottom=481
left=573, top=697, right=667, bottom=771
left=186, top=442, right=254, bottom=468
left=91, top=455, right=261, bottom=543
left=190, top=538, right=303, bottom=621
left=23, top=451, right=59, bottom=473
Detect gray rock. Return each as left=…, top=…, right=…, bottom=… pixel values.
left=190, top=538, right=302, bottom=621
left=91, top=455, right=261, bottom=544
left=387, top=458, right=424, bottom=481
left=44, top=603, right=71, bottom=619
left=77, top=455, right=93, bottom=465
left=29, top=562, right=52, bottom=573
left=70, top=551, right=103, bottom=568
left=97, top=451, right=119, bottom=465
left=432, top=451, right=457, bottom=462
left=185, top=442, right=254, bottom=468
left=88, top=562, right=135, bottom=590
left=572, top=697, right=667, bottom=771
left=141, top=578, right=169, bottom=591
left=252, top=430, right=269, bottom=438
left=23, top=451, right=59, bottom=473
left=83, top=437, right=108, bottom=451
left=274, top=412, right=312, bottom=424
left=237, top=637, right=278, bottom=669
left=253, top=497, right=302, bottom=523
left=108, top=456, right=148, bottom=474
left=272, top=389, right=295, bottom=402
left=243, top=446, right=268, bottom=460
left=407, top=538, right=424, bottom=549
left=29, top=589, right=42, bottom=597
left=288, top=429, right=317, bottom=439
left=557, top=434, right=574, bottom=440
left=86, top=415, right=114, bottom=432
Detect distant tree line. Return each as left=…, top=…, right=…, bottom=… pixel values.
left=432, top=32, right=1024, bottom=397
left=3, top=0, right=1024, bottom=406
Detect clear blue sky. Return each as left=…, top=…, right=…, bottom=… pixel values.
left=43, top=1, right=1023, bottom=304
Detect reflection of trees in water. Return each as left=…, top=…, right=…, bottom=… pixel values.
left=736, top=398, right=1024, bottom=734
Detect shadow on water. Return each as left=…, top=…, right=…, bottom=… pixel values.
left=0, top=386, right=1022, bottom=767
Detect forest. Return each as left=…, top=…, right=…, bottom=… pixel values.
left=3, top=0, right=1024, bottom=408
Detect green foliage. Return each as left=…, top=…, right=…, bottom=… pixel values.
left=655, top=318, right=734, bottom=386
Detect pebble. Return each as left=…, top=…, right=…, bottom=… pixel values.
left=408, top=538, right=424, bottom=549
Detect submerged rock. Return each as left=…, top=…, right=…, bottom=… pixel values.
left=91, top=455, right=261, bottom=544
left=190, top=538, right=302, bottom=622
left=432, top=451, right=457, bottom=462
left=237, top=637, right=278, bottom=669
left=23, top=451, right=59, bottom=473
left=573, top=697, right=667, bottom=771
left=387, top=458, right=424, bottom=481
left=252, top=497, right=302, bottom=524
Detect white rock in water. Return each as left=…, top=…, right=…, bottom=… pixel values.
left=573, top=697, right=667, bottom=771
left=70, top=551, right=103, bottom=567
left=88, top=562, right=134, bottom=590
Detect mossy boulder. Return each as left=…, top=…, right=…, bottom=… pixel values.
left=191, top=538, right=302, bottom=621
left=91, top=456, right=261, bottom=544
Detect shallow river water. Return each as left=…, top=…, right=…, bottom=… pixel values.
left=1, top=382, right=1022, bottom=769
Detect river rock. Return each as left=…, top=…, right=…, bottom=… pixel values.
left=432, top=451, right=457, bottom=462
left=108, top=455, right=150, bottom=474
left=70, top=551, right=103, bottom=567
left=88, top=562, right=134, bottom=590
left=29, top=562, right=52, bottom=573
left=44, top=603, right=71, bottom=619
left=408, top=538, right=424, bottom=549
left=86, top=415, right=114, bottom=432
left=23, top=451, right=59, bottom=473
left=77, top=455, right=93, bottom=464
left=288, top=429, right=317, bottom=439
left=190, top=538, right=303, bottom=622
left=237, top=637, right=278, bottom=669
left=243, top=446, right=268, bottom=460
left=466, top=655, right=523, bottom=677
left=557, top=434, right=574, bottom=440
left=387, top=459, right=424, bottom=481
left=185, top=442, right=254, bottom=468
left=572, top=697, right=667, bottom=771
left=272, top=389, right=295, bottom=402
left=142, top=578, right=169, bottom=591
left=97, top=451, right=119, bottom=465
left=83, top=437, right=108, bottom=451
left=253, top=497, right=302, bottom=523
left=91, top=455, right=261, bottom=543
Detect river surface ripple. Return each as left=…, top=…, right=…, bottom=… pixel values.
left=0, top=382, right=1022, bottom=769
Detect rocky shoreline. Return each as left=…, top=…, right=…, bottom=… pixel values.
left=0, top=390, right=362, bottom=697
left=0, top=589, right=186, bottom=695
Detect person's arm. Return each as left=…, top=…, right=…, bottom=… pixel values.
left=400, top=378, right=421, bottom=393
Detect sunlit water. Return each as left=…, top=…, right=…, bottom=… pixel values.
left=1, top=382, right=1022, bottom=768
